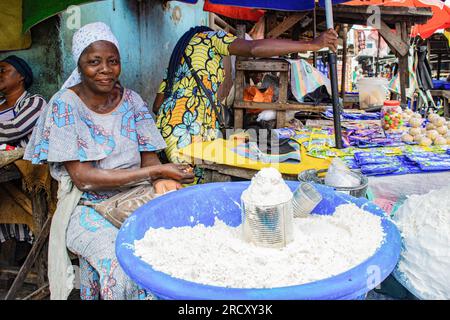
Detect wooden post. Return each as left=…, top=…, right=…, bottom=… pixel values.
left=266, top=12, right=307, bottom=39
left=291, top=23, right=301, bottom=59
left=378, top=20, right=408, bottom=57
left=233, top=25, right=246, bottom=129
left=437, top=53, right=442, bottom=79
left=402, top=22, right=410, bottom=89
left=444, top=95, right=449, bottom=118
left=341, top=24, right=348, bottom=100
left=375, top=32, right=381, bottom=77
left=277, top=71, right=288, bottom=128
left=313, top=6, right=317, bottom=68
left=396, top=22, right=408, bottom=107
left=265, top=13, right=278, bottom=38
left=32, top=190, right=48, bottom=287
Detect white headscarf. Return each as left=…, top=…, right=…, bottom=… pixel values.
left=61, top=22, right=120, bottom=89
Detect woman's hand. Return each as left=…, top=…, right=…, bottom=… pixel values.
left=157, top=163, right=195, bottom=184
left=311, top=29, right=339, bottom=52
left=153, top=179, right=182, bottom=194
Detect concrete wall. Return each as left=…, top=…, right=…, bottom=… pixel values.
left=0, top=17, right=62, bottom=101
left=138, top=0, right=209, bottom=100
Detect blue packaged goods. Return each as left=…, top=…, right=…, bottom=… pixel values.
left=354, top=152, right=391, bottom=165
left=360, top=163, right=400, bottom=175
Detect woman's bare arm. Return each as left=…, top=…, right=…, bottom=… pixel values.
left=229, top=29, right=339, bottom=57
left=64, top=160, right=194, bottom=192
left=140, top=151, right=162, bottom=168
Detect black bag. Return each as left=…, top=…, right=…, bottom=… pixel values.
left=303, top=85, right=332, bottom=105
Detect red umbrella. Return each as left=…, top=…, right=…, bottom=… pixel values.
left=203, top=0, right=265, bottom=22
left=344, top=0, right=450, bottom=39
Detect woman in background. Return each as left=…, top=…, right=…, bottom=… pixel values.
left=0, top=55, right=46, bottom=259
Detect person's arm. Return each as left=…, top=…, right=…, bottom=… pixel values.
left=228, top=29, right=338, bottom=57
left=140, top=151, right=184, bottom=193
left=63, top=160, right=194, bottom=192
left=0, top=96, right=45, bottom=144
left=152, top=93, right=165, bottom=115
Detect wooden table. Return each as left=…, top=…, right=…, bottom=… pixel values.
left=199, top=163, right=298, bottom=183
left=0, top=164, right=50, bottom=300
left=429, top=89, right=450, bottom=118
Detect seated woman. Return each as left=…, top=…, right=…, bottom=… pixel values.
left=153, top=26, right=338, bottom=181
left=0, top=55, right=46, bottom=253
left=24, top=22, right=194, bottom=300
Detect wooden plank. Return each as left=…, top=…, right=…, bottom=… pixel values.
left=5, top=215, right=51, bottom=300
left=1, top=183, right=32, bottom=215
left=22, top=283, right=49, bottom=300
left=397, top=22, right=408, bottom=106
left=375, top=32, right=381, bottom=77
left=234, top=101, right=329, bottom=112
left=291, top=22, right=301, bottom=59
left=265, top=13, right=279, bottom=38
left=378, top=19, right=408, bottom=57
left=316, top=6, right=431, bottom=29
left=444, top=97, right=449, bottom=119
left=199, top=164, right=258, bottom=180
left=233, top=24, right=246, bottom=130
left=313, top=6, right=317, bottom=68
left=210, top=13, right=237, bottom=35
left=430, top=90, right=450, bottom=118
left=234, top=109, right=244, bottom=129
left=333, top=5, right=432, bottom=19
left=0, top=267, right=39, bottom=284
left=236, top=60, right=289, bottom=72
left=276, top=111, right=286, bottom=128
left=211, top=170, right=232, bottom=182
left=267, top=12, right=308, bottom=39
left=234, top=66, right=245, bottom=130
left=198, top=163, right=297, bottom=181
left=32, top=191, right=48, bottom=286
left=402, top=21, right=410, bottom=90
left=278, top=69, right=288, bottom=103
left=429, top=90, right=450, bottom=100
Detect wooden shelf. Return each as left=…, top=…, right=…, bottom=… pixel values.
left=234, top=101, right=329, bottom=112
left=236, top=59, right=289, bottom=72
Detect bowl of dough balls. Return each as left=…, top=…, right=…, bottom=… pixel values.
left=401, top=112, right=450, bottom=146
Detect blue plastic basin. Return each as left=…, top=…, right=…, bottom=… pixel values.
left=116, top=181, right=401, bottom=300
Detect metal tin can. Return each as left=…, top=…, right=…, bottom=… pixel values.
left=292, top=182, right=322, bottom=218
left=241, top=198, right=294, bottom=248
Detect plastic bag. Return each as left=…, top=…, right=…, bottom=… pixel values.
left=288, top=59, right=331, bottom=103
left=324, top=158, right=361, bottom=188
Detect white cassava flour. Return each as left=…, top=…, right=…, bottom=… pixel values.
left=134, top=203, right=385, bottom=288
left=241, top=167, right=293, bottom=205
left=394, top=186, right=450, bottom=300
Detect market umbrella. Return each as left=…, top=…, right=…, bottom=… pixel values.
left=209, top=0, right=346, bottom=148
left=23, top=0, right=99, bottom=32
left=203, top=0, right=265, bottom=21
left=344, top=0, right=450, bottom=39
